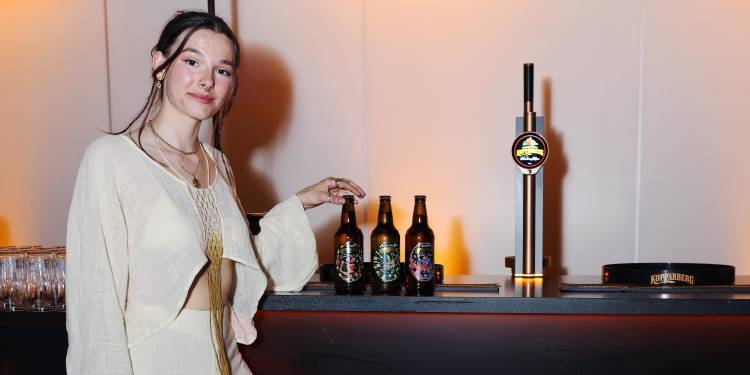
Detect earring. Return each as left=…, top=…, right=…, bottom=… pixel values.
left=156, top=79, right=163, bottom=89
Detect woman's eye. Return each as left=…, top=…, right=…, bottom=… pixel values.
left=184, top=59, right=198, bottom=67
left=217, top=68, right=232, bottom=77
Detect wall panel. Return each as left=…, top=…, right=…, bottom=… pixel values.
left=0, top=0, right=110, bottom=245
left=226, top=1, right=365, bottom=265
left=366, top=0, right=641, bottom=275
left=638, top=0, right=750, bottom=273
left=3, top=1, right=749, bottom=277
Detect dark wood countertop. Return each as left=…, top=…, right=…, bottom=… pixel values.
left=258, top=275, right=750, bottom=315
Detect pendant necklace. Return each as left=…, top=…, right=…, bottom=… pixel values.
left=148, top=122, right=209, bottom=189
left=179, top=151, right=202, bottom=188
left=147, top=121, right=199, bottom=155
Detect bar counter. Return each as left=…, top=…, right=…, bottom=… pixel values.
left=3, top=275, right=750, bottom=374
left=259, top=274, right=750, bottom=315
left=244, top=275, right=750, bottom=374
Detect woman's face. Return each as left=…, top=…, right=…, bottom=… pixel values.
left=153, top=29, right=236, bottom=122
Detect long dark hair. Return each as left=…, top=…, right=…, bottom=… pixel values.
left=112, top=11, right=240, bottom=154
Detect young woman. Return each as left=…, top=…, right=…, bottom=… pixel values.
left=65, top=11, right=364, bottom=374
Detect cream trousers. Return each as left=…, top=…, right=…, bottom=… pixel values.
left=129, top=307, right=252, bottom=374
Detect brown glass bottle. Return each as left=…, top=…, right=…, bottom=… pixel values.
left=334, top=195, right=364, bottom=294
left=370, top=196, right=401, bottom=295
left=405, top=195, right=435, bottom=295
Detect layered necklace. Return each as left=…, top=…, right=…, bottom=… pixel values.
left=147, top=121, right=208, bottom=188
left=148, top=121, right=200, bottom=155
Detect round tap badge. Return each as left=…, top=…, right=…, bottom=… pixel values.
left=512, top=132, right=549, bottom=171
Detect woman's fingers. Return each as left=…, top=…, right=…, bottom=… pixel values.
left=296, top=177, right=367, bottom=209
left=328, top=194, right=347, bottom=205
left=325, top=177, right=365, bottom=198
left=327, top=188, right=360, bottom=205
left=337, top=179, right=366, bottom=198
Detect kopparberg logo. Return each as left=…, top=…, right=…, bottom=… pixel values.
left=650, top=272, right=695, bottom=285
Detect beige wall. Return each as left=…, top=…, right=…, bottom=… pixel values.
left=0, top=0, right=109, bottom=246
left=2, top=1, right=749, bottom=275
left=638, top=0, right=750, bottom=268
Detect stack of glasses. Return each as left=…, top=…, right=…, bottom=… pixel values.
left=0, top=246, right=66, bottom=312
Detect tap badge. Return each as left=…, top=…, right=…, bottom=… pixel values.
left=512, top=132, right=549, bottom=172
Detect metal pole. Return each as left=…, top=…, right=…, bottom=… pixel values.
left=522, top=63, right=536, bottom=276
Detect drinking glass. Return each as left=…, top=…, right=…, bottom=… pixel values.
left=0, top=249, right=28, bottom=311
left=27, top=249, right=55, bottom=311
left=52, top=247, right=66, bottom=310
left=0, top=248, right=12, bottom=310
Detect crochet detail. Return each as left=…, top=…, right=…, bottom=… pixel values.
left=190, top=187, right=230, bottom=375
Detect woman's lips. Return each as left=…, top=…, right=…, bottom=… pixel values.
left=188, top=93, right=214, bottom=104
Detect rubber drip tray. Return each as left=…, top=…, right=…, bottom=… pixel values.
left=316, top=263, right=499, bottom=293
left=603, top=263, right=735, bottom=286
left=305, top=281, right=499, bottom=293
left=560, top=284, right=750, bottom=293
left=562, top=262, right=739, bottom=293
left=319, top=263, right=444, bottom=284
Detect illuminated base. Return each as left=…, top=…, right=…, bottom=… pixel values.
left=505, top=256, right=551, bottom=278
left=514, top=273, right=543, bottom=278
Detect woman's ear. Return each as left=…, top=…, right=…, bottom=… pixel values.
left=151, top=50, right=166, bottom=80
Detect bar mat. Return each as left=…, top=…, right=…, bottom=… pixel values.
left=560, top=283, right=750, bottom=293
left=437, top=283, right=499, bottom=292
left=304, top=282, right=499, bottom=293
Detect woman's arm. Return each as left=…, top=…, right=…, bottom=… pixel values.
left=66, top=140, right=132, bottom=374
left=253, top=177, right=365, bottom=291
left=215, top=149, right=365, bottom=291
left=253, top=195, right=318, bottom=291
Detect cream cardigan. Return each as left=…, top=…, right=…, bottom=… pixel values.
left=65, top=135, right=317, bottom=374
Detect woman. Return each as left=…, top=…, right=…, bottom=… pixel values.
left=65, top=11, right=364, bottom=374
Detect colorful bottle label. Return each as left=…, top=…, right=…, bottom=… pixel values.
left=408, top=242, right=434, bottom=282
left=373, top=242, right=400, bottom=282
left=336, top=242, right=363, bottom=283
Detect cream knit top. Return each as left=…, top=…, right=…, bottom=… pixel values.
left=65, top=135, right=318, bottom=374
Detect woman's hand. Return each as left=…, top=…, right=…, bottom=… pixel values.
left=296, top=177, right=366, bottom=210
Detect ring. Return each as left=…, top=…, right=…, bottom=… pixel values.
left=334, top=178, right=343, bottom=189
left=326, top=193, right=331, bottom=203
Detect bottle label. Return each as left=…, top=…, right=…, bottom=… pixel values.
left=373, top=242, right=400, bottom=282
left=408, top=243, right=434, bottom=282
left=336, top=242, right=363, bottom=283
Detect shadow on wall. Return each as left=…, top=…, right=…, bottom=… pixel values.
left=225, top=7, right=340, bottom=267
left=222, top=44, right=292, bottom=213
left=444, top=218, right=470, bottom=275
left=542, top=78, right=569, bottom=276
left=355, top=201, right=470, bottom=275
left=0, top=217, right=10, bottom=246
left=315, top=215, right=343, bottom=266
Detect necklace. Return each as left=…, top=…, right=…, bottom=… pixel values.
left=148, top=122, right=210, bottom=188
left=179, top=152, right=202, bottom=188
left=147, top=121, right=199, bottom=155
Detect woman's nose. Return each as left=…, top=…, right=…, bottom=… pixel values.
left=198, top=72, right=214, bottom=91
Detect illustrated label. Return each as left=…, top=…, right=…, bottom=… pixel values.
left=373, top=242, right=400, bottom=282
left=512, top=132, right=549, bottom=170
left=336, top=242, right=363, bottom=283
left=408, top=243, right=434, bottom=282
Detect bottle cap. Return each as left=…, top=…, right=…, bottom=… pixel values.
left=379, top=195, right=391, bottom=200
left=414, top=195, right=426, bottom=200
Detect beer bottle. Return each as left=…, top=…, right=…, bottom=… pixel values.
left=405, top=195, right=435, bottom=295
left=370, top=195, right=401, bottom=295
left=334, top=195, right=364, bottom=294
